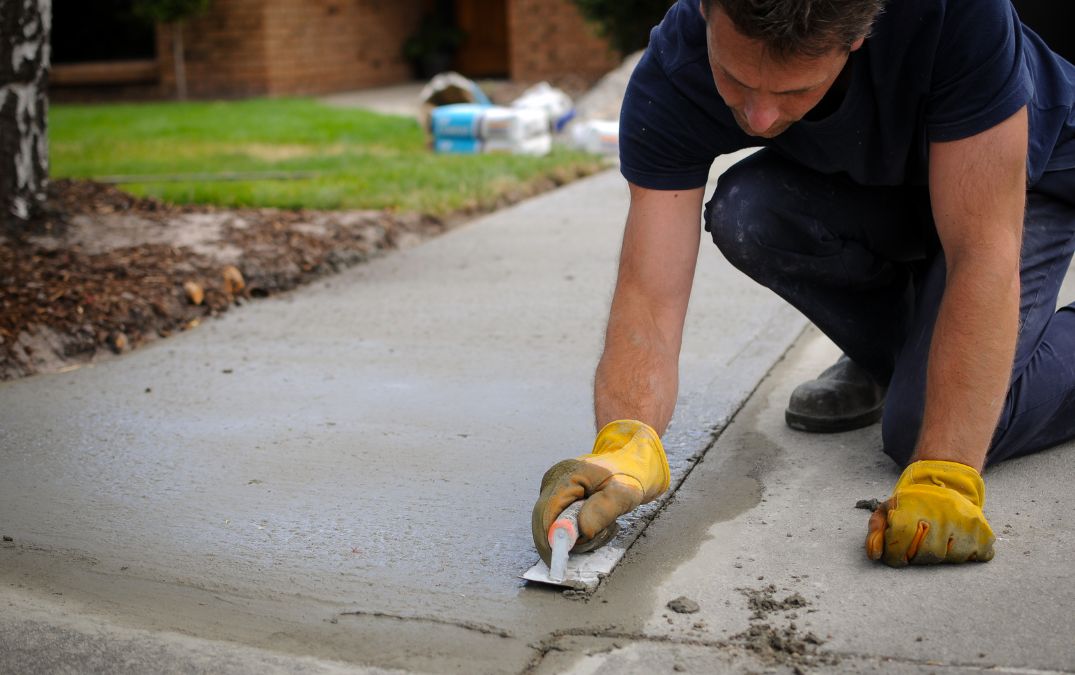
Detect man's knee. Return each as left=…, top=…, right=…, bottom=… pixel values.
left=706, top=163, right=774, bottom=279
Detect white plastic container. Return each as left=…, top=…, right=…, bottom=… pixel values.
left=479, top=107, right=549, bottom=143
left=512, top=81, right=576, bottom=132
left=571, top=120, right=619, bottom=155
left=484, top=133, right=553, bottom=156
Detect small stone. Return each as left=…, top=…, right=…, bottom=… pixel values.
left=855, top=498, right=882, bottom=511
left=667, top=596, right=701, bottom=614
left=222, top=265, right=245, bottom=295
left=110, top=332, right=128, bottom=353
left=2, top=535, right=12, bottom=542
left=673, top=665, right=686, bottom=672
left=183, top=280, right=205, bottom=306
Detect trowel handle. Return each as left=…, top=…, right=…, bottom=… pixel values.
left=547, top=500, right=584, bottom=548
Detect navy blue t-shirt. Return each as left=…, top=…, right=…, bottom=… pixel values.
left=620, top=0, right=1075, bottom=190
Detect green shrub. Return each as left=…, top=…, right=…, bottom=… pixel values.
left=132, top=0, right=210, bottom=23
left=571, top=0, right=676, bottom=53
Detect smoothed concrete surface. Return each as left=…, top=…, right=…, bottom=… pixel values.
left=4, top=158, right=1072, bottom=673
left=536, top=328, right=1075, bottom=674
left=1, top=152, right=807, bottom=673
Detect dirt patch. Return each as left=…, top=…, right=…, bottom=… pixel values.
left=732, top=584, right=837, bottom=673
left=0, top=175, right=593, bottom=381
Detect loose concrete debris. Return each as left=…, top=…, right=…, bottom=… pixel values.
left=855, top=498, right=883, bottom=511
left=734, top=584, right=837, bottom=672
left=2, top=536, right=13, bottom=542
left=667, top=596, right=701, bottom=614
left=741, top=584, right=808, bottom=620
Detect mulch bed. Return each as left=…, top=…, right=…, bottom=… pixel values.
left=0, top=173, right=594, bottom=381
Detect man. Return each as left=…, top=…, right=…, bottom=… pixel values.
left=533, top=0, right=1075, bottom=567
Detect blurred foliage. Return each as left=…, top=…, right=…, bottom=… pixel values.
left=570, top=0, right=676, bottom=53
left=132, top=0, right=210, bottom=23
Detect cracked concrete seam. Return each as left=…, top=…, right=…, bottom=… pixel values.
left=520, top=628, right=1075, bottom=675
left=336, top=609, right=514, bottom=639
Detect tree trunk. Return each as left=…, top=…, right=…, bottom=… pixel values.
left=0, top=0, right=51, bottom=230
left=171, top=20, right=187, bottom=101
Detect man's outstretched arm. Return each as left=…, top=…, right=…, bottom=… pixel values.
left=916, top=107, right=1027, bottom=470
left=868, top=106, right=1027, bottom=566
left=532, top=182, right=704, bottom=565
left=595, top=183, right=706, bottom=433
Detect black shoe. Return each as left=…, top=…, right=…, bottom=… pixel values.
left=785, top=354, right=886, bottom=433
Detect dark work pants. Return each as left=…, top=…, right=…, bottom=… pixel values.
left=706, top=149, right=1075, bottom=467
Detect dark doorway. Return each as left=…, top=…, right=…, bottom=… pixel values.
left=52, top=0, right=156, bottom=64
left=1013, top=0, right=1075, bottom=64
left=454, top=0, right=509, bottom=78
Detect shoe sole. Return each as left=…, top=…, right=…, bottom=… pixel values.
left=785, top=405, right=884, bottom=433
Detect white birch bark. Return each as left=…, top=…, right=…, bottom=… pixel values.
left=0, top=0, right=51, bottom=228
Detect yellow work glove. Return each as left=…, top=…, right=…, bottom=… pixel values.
left=531, top=420, right=671, bottom=566
left=866, top=459, right=995, bottom=567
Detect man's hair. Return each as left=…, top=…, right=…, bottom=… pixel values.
left=702, top=0, right=887, bottom=59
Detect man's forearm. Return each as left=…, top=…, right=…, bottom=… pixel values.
left=594, top=287, right=682, bottom=435
left=592, top=184, right=703, bottom=436
left=914, top=258, right=1020, bottom=471
left=919, top=107, right=1027, bottom=472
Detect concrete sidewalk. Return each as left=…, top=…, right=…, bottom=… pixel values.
left=320, top=83, right=424, bottom=119
left=2, top=155, right=1074, bottom=674
left=535, top=327, right=1075, bottom=674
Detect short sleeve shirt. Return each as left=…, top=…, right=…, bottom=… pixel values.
left=619, top=0, right=1075, bottom=190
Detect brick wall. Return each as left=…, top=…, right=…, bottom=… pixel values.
left=157, top=0, right=271, bottom=98
left=262, top=0, right=422, bottom=96
left=159, top=0, right=422, bottom=98
left=507, top=0, right=619, bottom=84
left=157, top=0, right=617, bottom=99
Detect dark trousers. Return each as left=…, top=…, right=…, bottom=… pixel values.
left=706, top=149, right=1075, bottom=467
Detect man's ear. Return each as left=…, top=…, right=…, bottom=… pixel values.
left=850, top=36, right=866, bottom=52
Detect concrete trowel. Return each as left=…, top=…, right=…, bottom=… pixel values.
left=522, top=500, right=624, bottom=590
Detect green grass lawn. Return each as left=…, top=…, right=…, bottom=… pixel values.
left=50, top=98, right=606, bottom=215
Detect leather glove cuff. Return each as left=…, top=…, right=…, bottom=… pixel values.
left=896, top=460, right=985, bottom=508
left=586, top=419, right=671, bottom=502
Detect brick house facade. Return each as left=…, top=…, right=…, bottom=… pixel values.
left=56, top=0, right=620, bottom=99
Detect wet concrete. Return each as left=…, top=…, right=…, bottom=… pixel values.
left=1, top=151, right=806, bottom=673
left=5, top=155, right=1071, bottom=673
left=537, top=326, right=1075, bottom=674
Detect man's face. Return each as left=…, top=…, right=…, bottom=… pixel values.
left=702, top=4, right=864, bottom=138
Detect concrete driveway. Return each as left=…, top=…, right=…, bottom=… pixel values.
left=2, top=156, right=1073, bottom=674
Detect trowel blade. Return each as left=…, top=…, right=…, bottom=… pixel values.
left=521, top=542, right=626, bottom=591
left=522, top=559, right=589, bottom=590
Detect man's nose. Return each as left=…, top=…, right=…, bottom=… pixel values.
left=744, top=97, right=779, bottom=133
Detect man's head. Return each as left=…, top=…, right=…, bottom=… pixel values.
left=700, top=0, right=885, bottom=138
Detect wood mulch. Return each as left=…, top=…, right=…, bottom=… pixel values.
left=0, top=174, right=591, bottom=381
